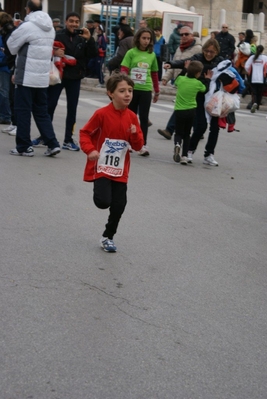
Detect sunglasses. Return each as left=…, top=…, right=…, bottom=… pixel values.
left=180, top=33, right=190, bottom=36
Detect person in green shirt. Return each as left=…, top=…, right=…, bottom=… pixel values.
left=173, top=60, right=212, bottom=165
left=121, top=27, right=159, bottom=156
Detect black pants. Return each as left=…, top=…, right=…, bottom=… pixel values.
left=129, top=90, right=152, bottom=145
left=174, top=109, right=195, bottom=157
left=250, top=83, right=264, bottom=108
left=189, top=98, right=219, bottom=157
left=93, top=178, right=127, bottom=240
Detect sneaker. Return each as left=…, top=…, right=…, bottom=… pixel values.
left=187, top=151, right=193, bottom=163
left=9, top=146, right=34, bottom=157
left=180, top=156, right=188, bottom=165
left=173, top=144, right=180, bottom=163
left=44, top=147, right=61, bottom=156
left=32, top=137, right=45, bottom=147
left=96, top=83, right=105, bottom=88
left=2, top=124, right=17, bottom=135
left=157, top=129, right=172, bottom=140
left=100, top=237, right=117, bottom=253
left=138, top=145, right=150, bottom=156
left=148, top=120, right=153, bottom=127
left=203, top=154, right=218, bottom=166
left=250, top=103, right=257, bottom=113
left=62, top=141, right=80, bottom=151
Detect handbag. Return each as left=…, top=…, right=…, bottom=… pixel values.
left=49, top=59, right=61, bottom=86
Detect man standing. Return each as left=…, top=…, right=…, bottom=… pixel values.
left=34, top=12, right=97, bottom=151
left=215, top=24, right=236, bottom=60
left=7, top=0, right=60, bottom=157
left=157, top=26, right=202, bottom=139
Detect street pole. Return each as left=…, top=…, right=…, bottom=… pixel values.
left=135, top=0, right=143, bottom=31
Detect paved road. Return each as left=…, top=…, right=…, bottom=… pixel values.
left=1, top=91, right=267, bottom=399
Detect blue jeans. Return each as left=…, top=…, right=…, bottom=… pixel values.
left=0, top=70, right=11, bottom=121
left=166, top=111, right=176, bottom=134
left=48, top=78, right=81, bottom=143
left=14, top=85, right=59, bottom=152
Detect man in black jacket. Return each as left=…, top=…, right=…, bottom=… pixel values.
left=33, top=12, right=97, bottom=151
left=215, top=24, right=236, bottom=60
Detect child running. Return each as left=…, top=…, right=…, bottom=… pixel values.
left=173, top=60, right=212, bottom=165
left=80, top=73, right=144, bottom=252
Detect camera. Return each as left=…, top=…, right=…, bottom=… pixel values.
left=14, top=12, right=20, bottom=20
left=74, top=29, right=84, bottom=35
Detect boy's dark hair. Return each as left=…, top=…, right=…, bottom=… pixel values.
left=154, top=26, right=161, bottom=31
left=66, top=12, right=80, bottom=21
left=106, top=73, right=134, bottom=94
left=0, top=11, right=13, bottom=27
left=119, top=24, right=133, bottom=38
left=133, top=27, right=153, bottom=53
left=187, top=61, right=204, bottom=78
left=26, top=0, right=42, bottom=12
left=119, top=16, right=126, bottom=23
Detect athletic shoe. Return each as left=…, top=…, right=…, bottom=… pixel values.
left=187, top=151, right=193, bottom=163
left=138, top=145, right=150, bottom=156
left=148, top=120, right=153, bottom=127
left=180, top=156, right=188, bottom=165
left=44, top=147, right=61, bottom=156
left=250, top=103, right=257, bottom=113
left=157, top=128, right=172, bottom=140
left=9, top=146, right=34, bottom=157
left=203, top=154, right=218, bottom=166
left=2, top=124, right=17, bottom=135
left=62, top=141, right=80, bottom=151
left=173, top=144, right=180, bottom=163
left=96, top=83, right=105, bottom=88
left=100, top=237, right=117, bottom=252
left=32, top=137, right=45, bottom=147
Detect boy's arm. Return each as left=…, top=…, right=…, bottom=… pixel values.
left=79, top=113, right=100, bottom=156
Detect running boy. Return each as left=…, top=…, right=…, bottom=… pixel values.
left=80, top=73, right=144, bottom=252
left=173, top=60, right=212, bottom=164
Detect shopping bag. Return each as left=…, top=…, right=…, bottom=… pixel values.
left=205, top=90, right=223, bottom=117
left=221, top=92, right=240, bottom=117
left=49, top=59, right=61, bottom=86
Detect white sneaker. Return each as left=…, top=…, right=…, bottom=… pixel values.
left=203, top=154, right=218, bottom=166
left=138, top=145, right=150, bottom=156
left=2, top=124, right=17, bottom=136
left=187, top=151, right=193, bottom=163
left=180, top=156, right=188, bottom=165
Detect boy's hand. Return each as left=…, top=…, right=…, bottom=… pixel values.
left=205, top=70, right=213, bottom=79
left=184, top=60, right=191, bottom=69
left=130, top=124, right=137, bottom=134
left=88, top=150, right=100, bottom=160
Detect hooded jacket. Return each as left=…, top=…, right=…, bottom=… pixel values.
left=168, top=27, right=182, bottom=55
left=7, top=11, right=55, bottom=87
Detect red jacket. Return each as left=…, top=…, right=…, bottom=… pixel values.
left=80, top=103, right=144, bottom=183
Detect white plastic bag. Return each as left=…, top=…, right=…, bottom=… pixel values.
left=221, top=92, right=240, bottom=117
left=49, top=59, right=61, bottom=86
left=205, top=90, right=223, bottom=117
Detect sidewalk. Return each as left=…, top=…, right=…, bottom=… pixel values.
left=81, top=77, right=267, bottom=112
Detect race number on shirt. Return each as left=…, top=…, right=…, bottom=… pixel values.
left=97, top=138, right=129, bottom=177
left=130, top=67, right=147, bottom=84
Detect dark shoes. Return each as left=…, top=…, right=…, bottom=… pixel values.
left=157, top=129, right=172, bottom=140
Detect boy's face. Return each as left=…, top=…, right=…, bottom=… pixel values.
left=108, top=81, right=133, bottom=110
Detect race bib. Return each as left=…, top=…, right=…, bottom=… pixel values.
left=130, top=67, right=147, bottom=84
left=97, top=138, right=129, bottom=177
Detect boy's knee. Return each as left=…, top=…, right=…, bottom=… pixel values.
left=93, top=197, right=110, bottom=209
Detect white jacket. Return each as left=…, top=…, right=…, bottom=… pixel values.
left=245, top=54, right=267, bottom=83
left=7, top=11, right=55, bottom=87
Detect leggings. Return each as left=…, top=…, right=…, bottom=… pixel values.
left=93, top=178, right=127, bottom=239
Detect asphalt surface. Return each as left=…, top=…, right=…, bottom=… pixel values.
left=1, top=90, right=267, bottom=399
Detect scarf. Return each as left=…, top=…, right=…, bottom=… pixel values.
left=179, top=39, right=194, bottom=52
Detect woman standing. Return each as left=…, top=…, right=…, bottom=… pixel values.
left=121, top=27, right=159, bottom=156
left=108, top=25, right=134, bottom=73
left=245, top=45, right=267, bottom=113
left=165, top=39, right=237, bottom=166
